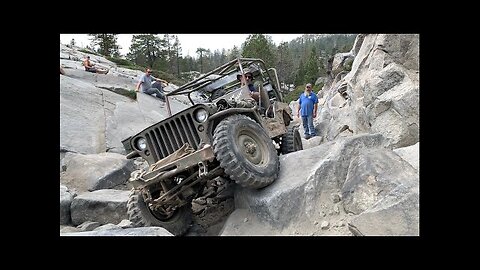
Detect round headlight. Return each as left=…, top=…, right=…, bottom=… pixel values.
left=136, top=138, right=147, bottom=150
left=194, top=108, right=208, bottom=122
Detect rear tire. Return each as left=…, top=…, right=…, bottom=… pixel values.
left=127, top=188, right=192, bottom=236
left=281, top=125, right=303, bottom=154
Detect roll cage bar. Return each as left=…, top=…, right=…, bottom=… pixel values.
left=165, top=58, right=283, bottom=116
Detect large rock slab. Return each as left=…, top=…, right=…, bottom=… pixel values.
left=314, top=34, right=419, bottom=149
left=341, top=147, right=418, bottom=215
left=61, top=68, right=138, bottom=92
left=340, top=147, right=419, bottom=236
left=348, top=183, right=419, bottom=236
left=234, top=133, right=385, bottom=229
left=60, top=75, right=106, bottom=154
left=60, top=152, right=134, bottom=194
left=70, top=189, right=129, bottom=226
left=393, top=142, right=419, bottom=172
left=60, top=185, right=76, bottom=225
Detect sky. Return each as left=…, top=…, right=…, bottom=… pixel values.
left=59, top=34, right=304, bottom=58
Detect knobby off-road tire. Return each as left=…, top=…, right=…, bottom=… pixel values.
left=127, top=188, right=192, bottom=236
left=280, top=125, right=303, bottom=154
left=213, top=114, right=279, bottom=189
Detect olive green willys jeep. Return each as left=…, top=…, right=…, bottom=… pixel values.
left=122, top=58, right=302, bottom=235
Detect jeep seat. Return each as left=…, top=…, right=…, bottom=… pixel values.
left=258, top=84, right=271, bottom=116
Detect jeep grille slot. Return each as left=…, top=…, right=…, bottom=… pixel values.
left=146, top=112, right=201, bottom=161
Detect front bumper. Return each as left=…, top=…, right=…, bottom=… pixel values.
left=129, top=144, right=216, bottom=189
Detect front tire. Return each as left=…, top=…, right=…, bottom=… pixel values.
left=213, top=114, right=279, bottom=189
left=127, top=188, right=192, bottom=236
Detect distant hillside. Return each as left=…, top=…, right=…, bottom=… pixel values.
left=289, top=34, right=357, bottom=66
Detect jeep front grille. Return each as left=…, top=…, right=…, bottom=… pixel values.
left=144, top=113, right=201, bottom=161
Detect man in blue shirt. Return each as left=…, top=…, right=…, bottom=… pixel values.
left=297, top=83, right=318, bottom=139
left=135, top=68, right=168, bottom=101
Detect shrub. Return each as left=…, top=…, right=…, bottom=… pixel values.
left=283, top=83, right=323, bottom=104
left=284, top=86, right=304, bottom=104
left=78, top=49, right=100, bottom=56
left=124, top=90, right=137, bottom=100
left=119, top=64, right=145, bottom=72
left=150, top=70, right=186, bottom=86
left=106, top=56, right=135, bottom=67
left=344, top=58, right=354, bottom=71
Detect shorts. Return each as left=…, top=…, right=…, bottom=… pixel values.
left=85, top=67, right=97, bottom=73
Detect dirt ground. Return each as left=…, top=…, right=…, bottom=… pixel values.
left=185, top=176, right=236, bottom=236
left=186, top=198, right=235, bottom=236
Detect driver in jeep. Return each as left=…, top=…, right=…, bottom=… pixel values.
left=237, top=68, right=259, bottom=102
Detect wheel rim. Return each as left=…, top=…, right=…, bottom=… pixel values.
left=237, top=130, right=269, bottom=165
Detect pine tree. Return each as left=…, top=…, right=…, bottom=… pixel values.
left=295, top=59, right=305, bottom=86
left=228, top=46, right=240, bottom=61
left=241, top=34, right=277, bottom=67
left=276, top=41, right=294, bottom=86
left=304, top=46, right=319, bottom=85
left=127, top=34, right=164, bottom=68
left=196, top=48, right=209, bottom=73
left=173, top=35, right=182, bottom=76
left=88, top=34, right=120, bottom=57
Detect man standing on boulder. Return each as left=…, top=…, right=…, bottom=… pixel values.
left=135, top=68, right=169, bottom=101
left=297, top=83, right=318, bottom=139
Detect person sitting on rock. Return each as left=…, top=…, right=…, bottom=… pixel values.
left=82, top=56, right=109, bottom=74
left=135, top=68, right=169, bottom=101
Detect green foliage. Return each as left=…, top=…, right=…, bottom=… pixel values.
left=178, top=56, right=198, bottom=74
left=124, top=90, right=137, bottom=100
left=117, top=64, right=143, bottom=72
left=283, top=85, right=305, bottom=104
left=196, top=48, right=210, bottom=73
left=289, top=34, right=357, bottom=78
left=344, top=57, right=354, bottom=71
left=78, top=48, right=101, bottom=56
left=283, top=84, right=322, bottom=104
left=150, top=69, right=186, bottom=86
left=294, top=60, right=305, bottom=86
left=228, top=46, right=241, bottom=61
left=241, top=34, right=277, bottom=67
left=304, top=46, right=319, bottom=84
left=276, top=42, right=294, bottom=85
left=88, top=34, right=120, bottom=57
left=127, top=34, right=165, bottom=68
left=106, top=56, right=135, bottom=66
left=163, top=34, right=182, bottom=76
